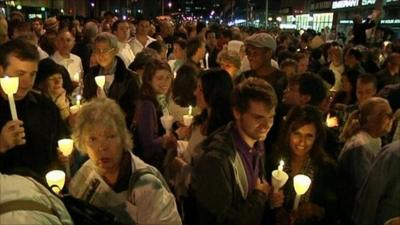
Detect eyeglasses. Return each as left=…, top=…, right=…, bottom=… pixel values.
left=93, top=48, right=115, bottom=55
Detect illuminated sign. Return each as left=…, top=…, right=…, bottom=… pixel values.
left=340, top=19, right=400, bottom=24
left=362, top=0, right=399, bottom=4
left=332, top=0, right=358, bottom=9
left=381, top=19, right=400, bottom=24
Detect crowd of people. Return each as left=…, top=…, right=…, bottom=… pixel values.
left=0, top=8, right=399, bottom=225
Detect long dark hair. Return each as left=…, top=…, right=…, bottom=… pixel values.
left=140, top=59, right=173, bottom=109
left=277, top=105, right=331, bottom=164
left=194, top=69, right=234, bottom=135
left=172, top=64, right=198, bottom=107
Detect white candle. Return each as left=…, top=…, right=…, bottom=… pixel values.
left=278, top=160, right=284, bottom=172
left=73, top=72, right=80, bottom=82
left=95, top=75, right=106, bottom=97
left=205, top=53, right=209, bottom=69
left=161, top=114, right=174, bottom=135
left=188, top=105, right=193, bottom=116
left=326, top=113, right=338, bottom=128
left=95, top=75, right=105, bottom=88
left=58, top=138, right=74, bottom=178
left=293, top=174, right=312, bottom=210
left=45, top=170, right=65, bottom=194
left=183, top=105, right=193, bottom=126
left=76, top=94, right=82, bottom=108
left=0, top=76, right=19, bottom=120
left=58, top=139, right=74, bottom=156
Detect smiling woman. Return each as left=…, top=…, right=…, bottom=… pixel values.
left=266, top=105, right=338, bottom=225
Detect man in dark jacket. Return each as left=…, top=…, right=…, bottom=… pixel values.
left=192, top=78, right=284, bottom=225
left=0, top=39, right=65, bottom=177
left=83, top=32, right=140, bottom=128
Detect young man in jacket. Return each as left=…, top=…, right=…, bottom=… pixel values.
left=192, top=77, right=284, bottom=225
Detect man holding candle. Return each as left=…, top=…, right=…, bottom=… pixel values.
left=192, top=78, right=284, bottom=225
left=0, top=39, right=65, bottom=177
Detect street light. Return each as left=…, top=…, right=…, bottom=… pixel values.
left=16, top=4, right=21, bottom=10
left=168, top=2, right=172, bottom=8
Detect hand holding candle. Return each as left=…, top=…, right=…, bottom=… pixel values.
left=293, top=174, right=312, bottom=210
left=161, top=114, right=174, bottom=135
left=58, top=139, right=74, bottom=178
left=183, top=105, right=193, bottom=127
left=95, top=75, right=106, bottom=97
left=271, top=160, right=288, bottom=192
left=205, top=53, right=209, bottom=69
left=0, top=76, right=19, bottom=120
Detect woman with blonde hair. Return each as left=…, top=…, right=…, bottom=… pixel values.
left=69, top=97, right=181, bottom=225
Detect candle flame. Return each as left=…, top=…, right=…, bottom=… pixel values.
left=188, top=105, right=192, bottom=116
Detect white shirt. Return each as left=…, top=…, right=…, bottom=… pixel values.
left=51, top=51, right=83, bottom=81
left=129, top=35, right=156, bottom=56
left=117, top=41, right=135, bottom=67
left=37, top=46, right=49, bottom=60
left=329, top=62, right=345, bottom=92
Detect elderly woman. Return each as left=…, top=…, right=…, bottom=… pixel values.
left=267, top=105, right=338, bottom=225
left=217, top=49, right=241, bottom=79
left=68, top=98, right=182, bottom=225
left=82, top=32, right=140, bottom=128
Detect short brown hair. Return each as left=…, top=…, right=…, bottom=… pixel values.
left=232, top=77, right=277, bottom=114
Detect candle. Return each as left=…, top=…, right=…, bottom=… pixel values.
left=0, top=76, right=19, bottom=120
left=58, top=139, right=74, bottom=156
left=45, top=170, right=65, bottom=194
left=326, top=113, right=338, bottom=128
left=95, top=75, right=105, bottom=88
left=161, top=114, right=174, bottom=135
left=73, top=72, right=80, bottom=82
left=293, top=174, right=312, bottom=210
left=278, top=160, right=284, bottom=172
left=188, top=105, right=192, bottom=116
left=271, top=160, right=288, bottom=193
left=58, top=138, right=74, bottom=179
left=95, top=75, right=106, bottom=97
left=183, top=105, right=194, bottom=127
left=205, top=53, right=209, bottom=69
left=76, top=94, right=82, bottom=108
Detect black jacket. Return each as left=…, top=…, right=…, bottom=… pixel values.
left=192, top=122, right=267, bottom=225
left=83, top=56, right=140, bottom=127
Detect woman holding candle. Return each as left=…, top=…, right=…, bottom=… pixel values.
left=68, top=97, right=181, bottom=225
left=34, top=58, right=71, bottom=120
left=171, top=69, right=234, bottom=223
left=267, top=105, right=338, bottom=225
left=168, top=63, right=199, bottom=124
left=133, top=59, right=178, bottom=172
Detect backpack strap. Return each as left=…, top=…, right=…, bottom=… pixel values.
left=0, top=200, right=54, bottom=215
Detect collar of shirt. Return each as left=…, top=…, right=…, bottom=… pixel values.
left=231, top=124, right=264, bottom=156
left=52, top=51, right=74, bottom=65
left=99, top=59, right=117, bottom=75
